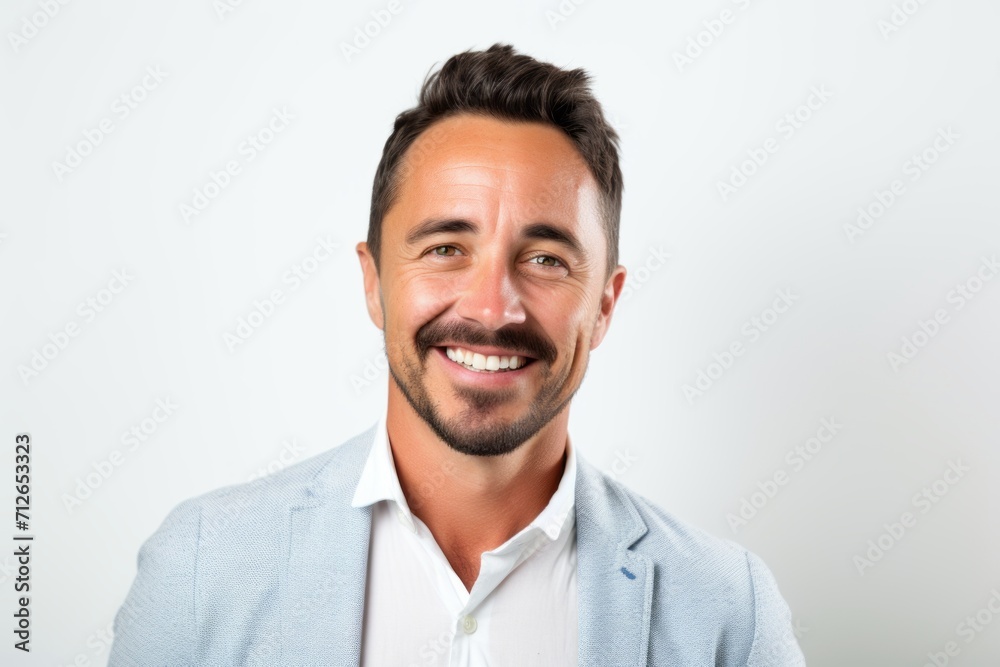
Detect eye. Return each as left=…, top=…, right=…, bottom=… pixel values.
left=528, top=254, right=563, bottom=268
left=428, top=245, right=461, bottom=257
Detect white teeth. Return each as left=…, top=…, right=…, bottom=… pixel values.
left=445, top=347, right=528, bottom=373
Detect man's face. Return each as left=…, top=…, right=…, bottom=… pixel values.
left=357, top=113, right=625, bottom=457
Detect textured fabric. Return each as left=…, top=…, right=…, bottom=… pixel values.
left=350, top=408, right=577, bottom=665
left=109, top=421, right=806, bottom=666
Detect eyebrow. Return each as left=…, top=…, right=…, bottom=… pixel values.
left=522, top=222, right=585, bottom=258
left=405, top=217, right=586, bottom=259
left=405, top=218, right=477, bottom=246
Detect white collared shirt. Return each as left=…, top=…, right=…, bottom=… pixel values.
left=350, top=410, right=578, bottom=666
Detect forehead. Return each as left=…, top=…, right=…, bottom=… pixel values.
left=390, top=114, right=600, bottom=229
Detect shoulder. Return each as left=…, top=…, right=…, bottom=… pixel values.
left=577, top=465, right=756, bottom=590
left=625, top=483, right=755, bottom=587
left=595, top=475, right=804, bottom=665
left=159, top=424, right=374, bottom=538
left=110, top=426, right=376, bottom=664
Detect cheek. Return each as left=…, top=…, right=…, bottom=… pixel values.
left=538, top=312, right=585, bottom=359
left=567, top=312, right=605, bottom=366
left=541, top=292, right=595, bottom=336
left=387, top=274, right=455, bottom=333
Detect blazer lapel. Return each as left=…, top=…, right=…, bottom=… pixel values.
left=575, top=457, right=654, bottom=667
left=280, top=425, right=377, bottom=666
left=275, top=425, right=655, bottom=666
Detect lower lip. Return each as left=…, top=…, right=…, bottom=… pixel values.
left=434, top=347, right=536, bottom=386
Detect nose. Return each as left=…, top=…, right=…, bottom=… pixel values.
left=453, top=254, right=526, bottom=330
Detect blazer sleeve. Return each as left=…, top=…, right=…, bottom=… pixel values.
left=108, top=498, right=201, bottom=666
left=744, top=550, right=807, bottom=666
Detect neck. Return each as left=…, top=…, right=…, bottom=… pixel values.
left=385, top=381, right=569, bottom=588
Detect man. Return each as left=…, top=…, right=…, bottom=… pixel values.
left=110, top=44, right=805, bottom=666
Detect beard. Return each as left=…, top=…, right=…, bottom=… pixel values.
left=384, top=319, right=580, bottom=457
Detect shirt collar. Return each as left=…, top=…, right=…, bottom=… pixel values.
left=350, top=408, right=577, bottom=542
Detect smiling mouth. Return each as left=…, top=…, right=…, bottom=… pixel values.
left=440, top=346, right=537, bottom=373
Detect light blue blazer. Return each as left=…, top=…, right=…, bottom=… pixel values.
left=110, top=422, right=806, bottom=666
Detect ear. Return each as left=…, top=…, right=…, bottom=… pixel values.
left=590, top=265, right=627, bottom=350
left=356, top=242, right=385, bottom=330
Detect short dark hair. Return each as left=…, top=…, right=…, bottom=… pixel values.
left=367, top=43, right=623, bottom=278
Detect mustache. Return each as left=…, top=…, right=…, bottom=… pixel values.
left=415, top=319, right=558, bottom=365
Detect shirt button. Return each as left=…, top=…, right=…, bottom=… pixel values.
left=461, top=614, right=477, bottom=634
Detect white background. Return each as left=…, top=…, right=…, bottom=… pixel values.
left=2, top=0, right=999, bottom=665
